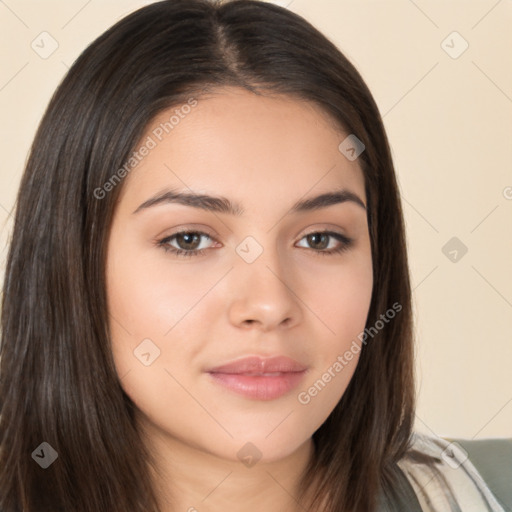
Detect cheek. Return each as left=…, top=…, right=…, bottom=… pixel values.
left=106, top=243, right=225, bottom=337
left=105, top=240, right=227, bottom=401
left=294, top=252, right=373, bottom=406
left=304, top=255, right=373, bottom=347
left=105, top=254, right=210, bottom=438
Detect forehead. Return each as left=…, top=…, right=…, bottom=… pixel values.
left=117, top=87, right=366, bottom=213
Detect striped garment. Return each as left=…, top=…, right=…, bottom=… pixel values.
left=396, top=431, right=507, bottom=512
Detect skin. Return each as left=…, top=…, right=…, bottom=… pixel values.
left=106, top=86, right=373, bottom=512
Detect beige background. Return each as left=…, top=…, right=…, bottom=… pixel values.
left=0, top=0, right=511, bottom=439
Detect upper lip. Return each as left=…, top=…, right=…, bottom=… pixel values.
left=206, top=356, right=308, bottom=374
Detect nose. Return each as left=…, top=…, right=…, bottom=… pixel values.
left=227, top=245, right=304, bottom=332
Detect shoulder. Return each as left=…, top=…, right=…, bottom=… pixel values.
left=396, top=431, right=512, bottom=512
left=446, top=436, right=512, bottom=512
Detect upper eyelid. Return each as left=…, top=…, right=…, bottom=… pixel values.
left=158, top=218, right=351, bottom=237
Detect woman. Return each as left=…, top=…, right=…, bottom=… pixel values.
left=0, top=1, right=508, bottom=511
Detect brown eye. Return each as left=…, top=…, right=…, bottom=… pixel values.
left=174, top=232, right=202, bottom=250
left=157, top=230, right=216, bottom=258
left=306, top=233, right=330, bottom=250
left=296, top=231, right=353, bottom=256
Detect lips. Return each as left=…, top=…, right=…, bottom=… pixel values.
left=206, top=355, right=307, bottom=375
left=206, top=356, right=308, bottom=400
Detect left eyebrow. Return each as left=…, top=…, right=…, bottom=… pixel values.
left=132, top=188, right=366, bottom=215
left=291, top=189, right=366, bottom=212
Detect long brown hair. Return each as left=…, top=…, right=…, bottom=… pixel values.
left=1, top=1, right=419, bottom=510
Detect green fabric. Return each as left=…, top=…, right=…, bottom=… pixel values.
left=447, top=437, right=512, bottom=512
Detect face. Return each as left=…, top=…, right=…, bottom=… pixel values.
left=106, top=87, right=373, bottom=464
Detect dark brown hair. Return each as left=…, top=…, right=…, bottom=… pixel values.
left=1, top=1, right=421, bottom=510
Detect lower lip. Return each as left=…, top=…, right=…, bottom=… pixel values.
left=207, top=371, right=307, bottom=400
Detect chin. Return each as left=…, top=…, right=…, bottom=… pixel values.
left=214, top=428, right=312, bottom=466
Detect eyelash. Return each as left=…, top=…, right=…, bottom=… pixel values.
left=156, top=229, right=354, bottom=258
